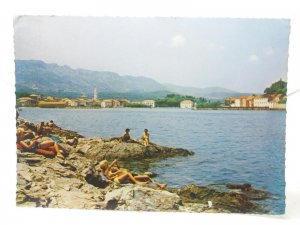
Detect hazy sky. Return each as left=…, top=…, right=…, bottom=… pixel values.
left=14, top=16, right=290, bottom=93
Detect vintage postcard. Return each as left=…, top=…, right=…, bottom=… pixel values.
left=14, top=16, right=289, bottom=214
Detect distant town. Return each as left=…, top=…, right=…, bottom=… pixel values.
left=16, top=82, right=287, bottom=110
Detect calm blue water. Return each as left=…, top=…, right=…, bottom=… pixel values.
left=19, top=108, right=286, bottom=214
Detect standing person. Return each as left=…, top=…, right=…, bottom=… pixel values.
left=141, top=129, right=150, bottom=146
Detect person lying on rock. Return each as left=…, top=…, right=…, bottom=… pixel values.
left=141, top=129, right=150, bottom=147
left=98, top=159, right=167, bottom=189
left=16, top=129, right=67, bottom=159
left=121, top=128, right=140, bottom=144
left=66, top=137, right=79, bottom=148
left=16, top=127, right=35, bottom=141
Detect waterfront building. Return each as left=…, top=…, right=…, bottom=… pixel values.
left=118, top=99, right=129, bottom=107
left=77, top=99, right=87, bottom=107
left=112, top=100, right=121, bottom=108
left=38, top=101, right=66, bottom=108
left=17, top=97, right=37, bottom=107
left=101, top=100, right=113, bottom=108
left=67, top=100, right=78, bottom=107
left=233, top=98, right=241, bottom=107
left=246, top=96, right=255, bottom=107
left=225, top=97, right=236, bottom=106
left=92, top=99, right=102, bottom=107
left=86, top=100, right=94, bottom=107
left=180, top=100, right=194, bottom=109
left=45, top=96, right=55, bottom=101
left=29, top=94, right=41, bottom=101
left=253, top=95, right=272, bottom=108
left=142, top=100, right=155, bottom=108
left=239, top=96, right=249, bottom=107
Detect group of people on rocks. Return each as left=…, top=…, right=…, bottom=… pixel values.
left=16, top=115, right=165, bottom=189
left=121, top=128, right=150, bottom=147
left=97, top=159, right=166, bottom=189
left=100, top=129, right=166, bottom=188
left=16, top=119, right=78, bottom=159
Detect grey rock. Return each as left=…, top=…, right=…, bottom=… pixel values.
left=104, top=186, right=182, bottom=211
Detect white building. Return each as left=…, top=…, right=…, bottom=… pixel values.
left=64, top=99, right=78, bottom=107
left=101, top=100, right=113, bottom=108
left=253, top=96, right=271, bottom=108
left=232, top=98, right=241, bottom=107
left=180, top=100, right=194, bottom=109
left=142, top=100, right=155, bottom=108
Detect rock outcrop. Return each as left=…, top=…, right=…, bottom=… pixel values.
left=17, top=149, right=108, bottom=209
left=103, top=186, right=182, bottom=211
left=16, top=147, right=269, bottom=213
left=172, top=184, right=268, bottom=213
left=77, top=138, right=194, bottom=161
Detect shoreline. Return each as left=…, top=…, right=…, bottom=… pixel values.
left=18, top=106, right=286, bottom=111
left=16, top=117, right=272, bottom=213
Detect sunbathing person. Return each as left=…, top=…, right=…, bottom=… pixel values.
left=16, top=130, right=67, bottom=158
left=98, top=159, right=166, bottom=189
left=16, top=127, right=35, bottom=141
left=141, top=129, right=150, bottom=147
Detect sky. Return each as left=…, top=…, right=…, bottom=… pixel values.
left=14, top=16, right=290, bottom=93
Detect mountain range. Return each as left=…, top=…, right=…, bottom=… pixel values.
left=15, top=60, right=251, bottom=100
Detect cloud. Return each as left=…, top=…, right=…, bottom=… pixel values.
left=171, top=35, right=186, bottom=47
left=249, top=54, right=259, bottom=62
left=263, top=47, right=274, bottom=56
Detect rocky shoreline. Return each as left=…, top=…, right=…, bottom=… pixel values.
left=16, top=122, right=271, bottom=213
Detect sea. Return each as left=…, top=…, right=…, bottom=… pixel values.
left=19, top=108, right=286, bottom=214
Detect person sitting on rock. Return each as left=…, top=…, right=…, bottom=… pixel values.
left=122, top=128, right=131, bottom=142
left=141, top=129, right=150, bottom=147
left=16, top=130, right=67, bottom=159
left=36, top=122, right=46, bottom=136
left=49, top=120, right=61, bottom=130
left=122, top=128, right=139, bottom=143
left=98, top=159, right=166, bottom=189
